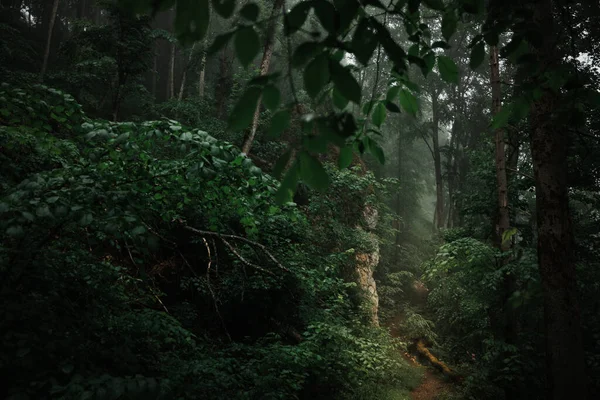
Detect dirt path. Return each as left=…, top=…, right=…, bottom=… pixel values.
left=410, top=368, right=451, bottom=400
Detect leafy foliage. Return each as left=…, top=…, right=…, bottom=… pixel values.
left=0, top=85, right=417, bottom=399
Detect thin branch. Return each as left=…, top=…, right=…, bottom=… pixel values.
left=220, top=237, right=274, bottom=276
left=202, top=237, right=231, bottom=342
left=506, top=167, right=534, bottom=180
left=184, top=225, right=291, bottom=274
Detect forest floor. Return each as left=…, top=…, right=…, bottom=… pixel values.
left=388, top=313, right=455, bottom=400
left=410, top=367, right=452, bottom=400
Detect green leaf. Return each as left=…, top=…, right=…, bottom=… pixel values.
left=234, top=26, right=260, bottom=67
left=352, top=18, right=378, bottom=65
left=491, top=104, right=512, bottom=130
left=299, top=152, right=330, bottom=191
left=292, top=42, right=322, bottom=67
left=36, top=205, right=51, bottom=218
left=285, top=1, right=312, bottom=35
left=275, top=162, right=300, bottom=204
left=371, top=102, right=386, bottom=127
left=175, top=0, right=210, bottom=44
left=437, top=55, right=459, bottom=83
left=313, top=0, right=336, bottom=33
left=384, top=100, right=401, bottom=113
left=228, top=86, right=262, bottom=131
left=268, top=110, right=291, bottom=138
left=332, top=86, right=349, bottom=110
left=422, top=52, right=435, bottom=76
left=330, top=62, right=361, bottom=104
left=240, top=3, right=259, bottom=21
left=469, top=41, right=486, bottom=69
left=273, top=150, right=292, bottom=178
left=80, top=213, right=93, bottom=226
left=212, top=0, right=235, bottom=18
left=338, top=146, right=354, bottom=169
left=484, top=30, right=499, bottom=46
left=422, top=0, right=445, bottom=10
left=399, top=89, right=418, bottom=115
left=131, top=226, right=146, bottom=235
left=386, top=86, right=400, bottom=102
left=7, top=225, right=24, bottom=237
left=304, top=53, right=330, bottom=98
left=262, top=85, right=280, bottom=110
left=369, top=140, right=386, bottom=164
left=22, top=211, right=34, bottom=221
left=502, top=227, right=518, bottom=245
left=460, top=0, right=483, bottom=14
left=441, top=10, right=457, bottom=41
left=208, top=31, right=234, bottom=55
left=431, top=40, right=451, bottom=49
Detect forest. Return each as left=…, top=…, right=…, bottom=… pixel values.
left=0, top=0, right=599, bottom=399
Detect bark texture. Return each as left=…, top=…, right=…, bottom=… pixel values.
left=490, top=45, right=510, bottom=250
left=241, top=0, right=284, bottom=155
left=168, top=43, right=175, bottom=99
left=431, top=93, right=444, bottom=230
left=40, top=0, right=60, bottom=82
left=530, top=0, right=587, bottom=398
left=355, top=205, right=380, bottom=326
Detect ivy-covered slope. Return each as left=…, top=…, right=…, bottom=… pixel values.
left=0, top=84, right=420, bottom=400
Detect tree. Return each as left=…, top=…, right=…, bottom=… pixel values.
left=40, top=0, right=59, bottom=81
left=241, top=0, right=284, bottom=155
left=489, top=44, right=509, bottom=250
left=430, top=89, right=444, bottom=230
left=529, top=0, right=588, bottom=397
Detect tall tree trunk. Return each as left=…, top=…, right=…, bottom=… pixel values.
left=151, top=50, right=158, bottom=100
left=241, top=0, right=285, bottom=155
left=178, top=44, right=197, bottom=101
left=530, top=0, right=587, bottom=398
left=490, top=45, right=510, bottom=249
left=431, top=93, right=444, bottom=230
left=168, top=43, right=175, bottom=99
left=112, top=14, right=126, bottom=122
left=490, top=42, right=520, bottom=399
left=198, top=18, right=211, bottom=98
left=215, top=49, right=231, bottom=119
left=40, top=0, right=59, bottom=82
left=198, top=45, right=208, bottom=98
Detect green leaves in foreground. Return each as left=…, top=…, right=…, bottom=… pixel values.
left=275, top=151, right=330, bottom=204
left=304, top=53, right=330, bottom=98
left=234, top=26, right=260, bottom=67
left=437, top=55, right=459, bottom=83
left=228, top=86, right=261, bottom=131
left=469, top=41, right=486, bottom=69
left=490, top=97, right=530, bottom=130
left=399, top=89, right=418, bottom=115
left=299, top=151, right=330, bottom=191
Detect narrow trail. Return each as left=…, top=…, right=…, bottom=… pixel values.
left=410, top=367, right=451, bottom=400
left=388, top=313, right=454, bottom=400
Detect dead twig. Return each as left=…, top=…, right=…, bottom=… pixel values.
left=183, top=225, right=290, bottom=274
left=202, top=237, right=231, bottom=342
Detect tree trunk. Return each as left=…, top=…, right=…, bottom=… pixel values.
left=215, top=50, right=231, bottom=119
left=168, top=43, right=175, bottom=99
left=198, top=19, right=211, bottom=98
left=178, top=44, right=197, bottom=101
left=530, top=1, right=587, bottom=399
left=198, top=48, right=208, bottom=97
left=241, top=0, right=285, bottom=155
left=431, top=93, right=444, bottom=230
left=490, top=45, right=510, bottom=249
left=151, top=49, right=158, bottom=100
left=40, top=0, right=60, bottom=82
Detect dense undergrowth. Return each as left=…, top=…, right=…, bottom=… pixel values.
left=0, top=84, right=422, bottom=400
